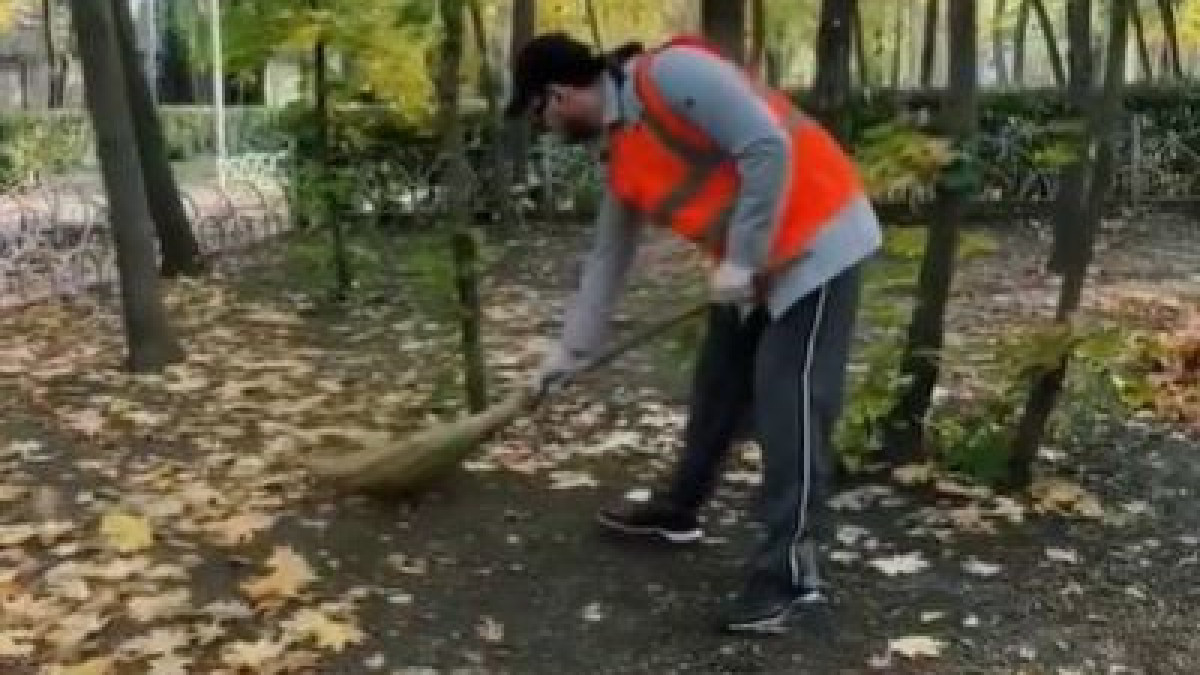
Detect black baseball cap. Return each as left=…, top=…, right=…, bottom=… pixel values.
left=505, top=32, right=603, bottom=118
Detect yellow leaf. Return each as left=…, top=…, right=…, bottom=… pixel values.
left=222, top=636, right=288, bottom=669
left=282, top=608, right=364, bottom=652
left=127, top=589, right=191, bottom=623
left=100, top=510, right=154, bottom=553
left=46, top=658, right=115, bottom=675
left=0, top=629, right=36, bottom=657
left=888, top=635, right=946, bottom=659
left=240, top=546, right=317, bottom=609
left=204, top=512, right=277, bottom=547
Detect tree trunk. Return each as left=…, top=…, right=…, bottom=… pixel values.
left=881, top=0, right=977, bottom=463
left=110, top=0, right=205, bottom=277
left=466, top=0, right=521, bottom=228
left=1031, top=0, right=1067, bottom=87
left=1008, top=0, right=1130, bottom=489
left=507, top=0, right=535, bottom=186
left=438, top=0, right=489, bottom=411
left=701, top=0, right=747, bottom=65
left=1048, top=0, right=1092, bottom=273
left=920, top=0, right=939, bottom=87
left=1156, top=0, right=1183, bottom=79
left=69, top=0, right=181, bottom=372
left=812, top=0, right=854, bottom=141
left=309, top=2, right=349, bottom=299
left=583, top=0, right=603, bottom=50
left=1013, top=0, right=1031, bottom=84
left=1130, top=1, right=1153, bottom=82
left=993, top=0, right=1010, bottom=86
left=160, top=0, right=195, bottom=103
left=891, top=0, right=904, bottom=87
left=751, top=0, right=767, bottom=78
left=850, top=0, right=871, bottom=88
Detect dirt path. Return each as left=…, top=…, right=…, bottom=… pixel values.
left=1, top=221, right=1197, bottom=673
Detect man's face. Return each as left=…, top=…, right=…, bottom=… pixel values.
left=540, top=84, right=604, bottom=144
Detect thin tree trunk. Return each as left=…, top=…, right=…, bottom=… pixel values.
left=993, top=0, right=1010, bottom=86
left=920, top=0, right=939, bottom=87
left=1130, top=1, right=1153, bottom=82
left=891, top=0, right=904, bottom=87
left=701, top=0, right=748, bottom=65
left=69, top=0, right=181, bottom=372
left=1014, top=0, right=1031, bottom=84
left=110, top=0, right=205, bottom=277
left=1156, top=0, right=1182, bottom=79
left=752, top=0, right=767, bottom=78
left=812, top=0, right=854, bottom=140
left=1048, top=0, right=1092, bottom=273
left=314, top=29, right=349, bottom=298
left=507, top=0, right=535, bottom=187
left=1008, top=0, right=1130, bottom=489
left=583, top=0, right=603, bottom=51
left=881, top=0, right=977, bottom=463
left=438, top=0, right=489, bottom=411
left=850, top=0, right=871, bottom=88
left=466, top=0, right=521, bottom=228
left=1031, top=0, right=1067, bottom=87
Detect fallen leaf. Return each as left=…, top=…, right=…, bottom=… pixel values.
left=1031, top=477, right=1104, bottom=519
left=100, top=510, right=154, bottom=553
left=205, top=512, right=277, bottom=547
left=962, top=558, right=1003, bottom=577
left=282, top=608, right=364, bottom=652
left=624, top=488, right=651, bottom=503
left=222, top=636, right=288, bottom=669
left=869, top=552, right=930, bottom=576
left=200, top=599, right=254, bottom=622
left=934, top=479, right=992, bottom=500
left=549, top=470, right=598, bottom=490
left=919, top=611, right=946, bottom=623
left=892, top=463, right=935, bottom=485
left=888, top=635, right=946, bottom=659
left=477, top=616, right=504, bottom=643
left=581, top=602, right=606, bottom=622
left=836, top=524, right=871, bottom=547
left=46, top=657, right=115, bottom=675
left=240, top=546, right=317, bottom=609
left=128, top=589, right=191, bottom=623
left=45, top=612, right=108, bottom=651
left=1045, top=547, right=1080, bottom=564
left=146, top=654, right=192, bottom=675
left=386, top=554, right=427, bottom=575
left=119, top=627, right=191, bottom=657
left=828, top=485, right=893, bottom=511
left=0, top=628, right=36, bottom=657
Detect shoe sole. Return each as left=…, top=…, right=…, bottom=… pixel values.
left=721, top=593, right=828, bottom=636
left=595, top=513, right=704, bottom=544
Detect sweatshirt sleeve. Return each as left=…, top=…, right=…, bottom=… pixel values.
left=557, top=187, right=642, bottom=359
left=647, top=48, right=791, bottom=272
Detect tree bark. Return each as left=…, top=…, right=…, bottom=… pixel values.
left=110, top=0, right=205, bottom=277
left=812, top=0, right=854, bottom=141
left=1155, top=0, right=1183, bottom=79
left=993, top=0, right=1010, bottom=86
left=466, top=0, right=521, bottom=228
left=507, top=0, right=535, bottom=185
left=881, top=0, right=977, bottom=463
left=920, top=0, right=939, bottom=87
left=1008, top=0, right=1130, bottom=489
left=701, top=0, right=748, bottom=65
left=1130, top=1, right=1153, bottom=82
left=1013, top=0, right=1031, bottom=84
left=1048, top=0, right=1092, bottom=273
left=850, top=0, right=871, bottom=88
left=1031, top=0, right=1067, bottom=87
left=439, top=0, right=489, bottom=411
left=69, top=0, right=181, bottom=372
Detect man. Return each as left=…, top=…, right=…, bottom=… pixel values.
left=506, top=32, right=881, bottom=635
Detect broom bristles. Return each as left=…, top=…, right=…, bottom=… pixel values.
left=303, top=388, right=536, bottom=494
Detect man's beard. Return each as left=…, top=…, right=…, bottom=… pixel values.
left=557, top=118, right=603, bottom=145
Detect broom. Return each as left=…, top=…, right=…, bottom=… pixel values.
left=303, top=301, right=707, bottom=495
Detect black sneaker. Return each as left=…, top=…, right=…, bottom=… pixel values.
left=596, top=498, right=703, bottom=544
left=719, top=576, right=827, bottom=635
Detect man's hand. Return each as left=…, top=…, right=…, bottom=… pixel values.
left=529, top=346, right=588, bottom=398
left=709, top=261, right=757, bottom=306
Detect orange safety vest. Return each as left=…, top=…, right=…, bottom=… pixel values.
left=608, top=41, right=864, bottom=270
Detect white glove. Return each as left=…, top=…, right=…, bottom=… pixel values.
left=709, top=261, right=757, bottom=306
left=529, top=345, right=588, bottom=398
